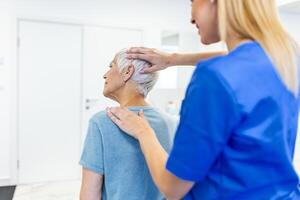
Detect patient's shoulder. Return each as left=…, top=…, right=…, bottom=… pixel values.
left=153, top=109, right=179, bottom=136
left=88, top=110, right=126, bottom=138
left=89, top=110, right=114, bottom=127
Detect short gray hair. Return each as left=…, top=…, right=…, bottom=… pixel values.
left=115, top=49, right=158, bottom=97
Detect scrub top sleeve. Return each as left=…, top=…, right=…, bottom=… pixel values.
left=79, top=119, right=105, bottom=175
left=166, top=68, right=240, bottom=182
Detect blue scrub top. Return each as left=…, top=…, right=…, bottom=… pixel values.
left=166, top=41, right=300, bottom=199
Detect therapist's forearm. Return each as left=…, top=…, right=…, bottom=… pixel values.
left=170, top=51, right=226, bottom=66
left=138, top=129, right=168, bottom=187
left=137, top=129, right=193, bottom=199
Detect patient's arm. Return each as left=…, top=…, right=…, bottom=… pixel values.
left=80, top=168, right=103, bottom=200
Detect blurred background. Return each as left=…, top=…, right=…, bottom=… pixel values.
left=0, top=0, right=299, bottom=199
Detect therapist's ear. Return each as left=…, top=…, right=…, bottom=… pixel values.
left=122, top=64, right=135, bottom=82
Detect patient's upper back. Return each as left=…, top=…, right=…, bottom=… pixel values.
left=91, top=106, right=178, bottom=200
left=93, top=106, right=176, bottom=152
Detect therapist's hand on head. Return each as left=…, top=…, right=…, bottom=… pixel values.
left=126, top=47, right=173, bottom=73
left=106, top=107, right=153, bottom=139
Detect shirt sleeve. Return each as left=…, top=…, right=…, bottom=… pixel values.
left=166, top=67, right=240, bottom=182
left=79, top=119, right=104, bottom=175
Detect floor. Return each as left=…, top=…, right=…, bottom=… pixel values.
left=11, top=165, right=300, bottom=200
left=13, top=180, right=81, bottom=200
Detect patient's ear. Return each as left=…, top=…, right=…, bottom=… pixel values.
left=122, top=64, right=135, bottom=82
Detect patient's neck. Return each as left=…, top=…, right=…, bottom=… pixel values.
left=120, top=95, right=149, bottom=107
left=115, top=84, right=149, bottom=108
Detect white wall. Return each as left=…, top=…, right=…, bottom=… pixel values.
left=277, top=0, right=300, bottom=6
left=16, top=0, right=190, bottom=25
left=14, top=0, right=205, bottom=116
left=280, top=12, right=300, bottom=43
left=0, top=0, right=199, bottom=186
left=16, top=0, right=194, bottom=47
left=0, top=0, right=17, bottom=186
left=279, top=11, right=300, bottom=174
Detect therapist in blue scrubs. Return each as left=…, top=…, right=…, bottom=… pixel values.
left=107, top=0, right=300, bottom=199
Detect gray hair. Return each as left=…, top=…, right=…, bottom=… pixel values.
left=115, top=49, right=158, bottom=97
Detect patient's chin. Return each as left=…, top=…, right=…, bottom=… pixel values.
left=103, top=90, right=109, bottom=98
left=103, top=90, right=114, bottom=100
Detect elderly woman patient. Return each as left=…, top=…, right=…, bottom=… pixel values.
left=79, top=49, right=177, bottom=200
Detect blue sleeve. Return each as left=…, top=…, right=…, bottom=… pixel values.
left=166, top=67, right=240, bottom=182
left=79, top=119, right=104, bottom=175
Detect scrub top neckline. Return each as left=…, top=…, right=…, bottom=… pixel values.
left=230, top=40, right=257, bottom=52
left=196, top=40, right=258, bottom=67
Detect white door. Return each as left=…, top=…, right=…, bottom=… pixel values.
left=82, top=26, right=143, bottom=143
left=18, top=20, right=83, bottom=184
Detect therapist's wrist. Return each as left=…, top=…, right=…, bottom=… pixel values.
left=136, top=127, right=156, bottom=142
left=169, top=53, right=180, bottom=66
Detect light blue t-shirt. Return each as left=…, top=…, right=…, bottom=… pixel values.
left=80, top=106, right=178, bottom=200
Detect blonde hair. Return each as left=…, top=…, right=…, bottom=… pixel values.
left=218, top=0, right=299, bottom=95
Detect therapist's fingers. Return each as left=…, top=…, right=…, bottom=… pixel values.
left=127, top=47, right=154, bottom=54
left=108, top=107, right=129, bottom=120
left=106, top=107, right=149, bottom=138
left=141, top=65, right=161, bottom=73
left=106, top=108, right=122, bottom=126
left=127, top=53, right=152, bottom=61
